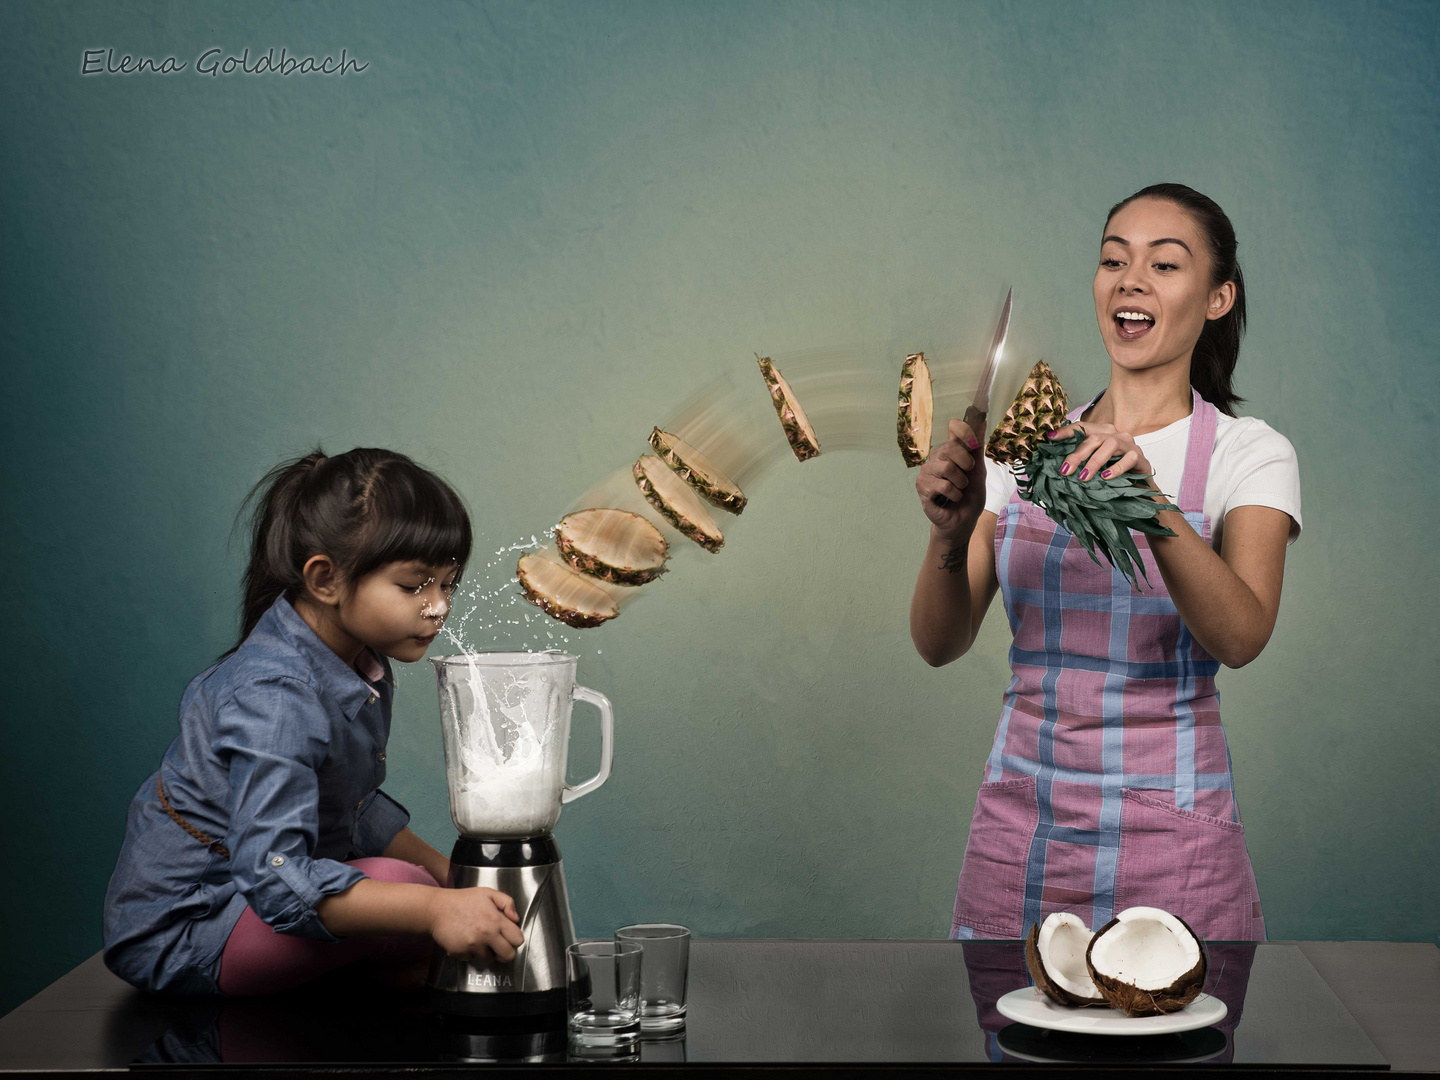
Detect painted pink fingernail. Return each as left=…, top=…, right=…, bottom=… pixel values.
left=1060, top=462, right=1072, bottom=475
left=965, top=436, right=980, bottom=450
left=1079, top=468, right=1090, bottom=480
left=1101, top=469, right=1111, bottom=478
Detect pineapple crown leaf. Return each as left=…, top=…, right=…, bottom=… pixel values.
left=1018, top=432, right=1179, bottom=589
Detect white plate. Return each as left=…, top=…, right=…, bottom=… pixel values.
left=995, top=987, right=1226, bottom=1035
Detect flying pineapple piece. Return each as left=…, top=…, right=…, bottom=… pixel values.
left=555, top=508, right=669, bottom=586
left=648, top=428, right=748, bottom=515
left=517, top=552, right=620, bottom=628
left=988, top=360, right=1181, bottom=590
left=632, top=455, right=725, bottom=553
left=757, top=355, right=821, bottom=462
left=896, top=352, right=934, bottom=466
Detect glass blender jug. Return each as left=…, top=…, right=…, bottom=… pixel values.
left=432, top=651, right=613, bottom=838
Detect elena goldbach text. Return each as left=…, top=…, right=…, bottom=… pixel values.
left=81, top=47, right=369, bottom=77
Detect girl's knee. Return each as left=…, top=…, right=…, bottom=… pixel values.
left=349, top=856, right=440, bottom=888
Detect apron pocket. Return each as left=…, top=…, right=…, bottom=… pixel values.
left=952, top=776, right=1038, bottom=938
left=1115, top=789, right=1262, bottom=941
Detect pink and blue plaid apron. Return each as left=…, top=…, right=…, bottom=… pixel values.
left=950, top=386, right=1266, bottom=942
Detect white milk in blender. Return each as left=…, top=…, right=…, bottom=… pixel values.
left=442, top=655, right=567, bottom=837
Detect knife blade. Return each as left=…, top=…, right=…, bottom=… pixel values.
left=933, top=287, right=1012, bottom=508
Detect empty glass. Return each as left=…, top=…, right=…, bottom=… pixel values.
left=566, top=941, right=643, bottom=1047
left=615, top=924, right=690, bottom=1032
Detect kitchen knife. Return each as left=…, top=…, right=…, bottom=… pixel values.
left=933, top=287, right=1012, bottom=507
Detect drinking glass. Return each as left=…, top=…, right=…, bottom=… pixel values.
left=566, top=941, right=643, bottom=1047
left=615, top=923, right=690, bottom=1032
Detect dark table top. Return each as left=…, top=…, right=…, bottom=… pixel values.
left=1, top=940, right=1436, bottom=1075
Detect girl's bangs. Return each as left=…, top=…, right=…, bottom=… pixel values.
left=355, top=468, right=473, bottom=577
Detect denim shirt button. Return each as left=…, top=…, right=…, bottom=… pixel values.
left=377, top=751, right=386, bottom=763
left=270, top=855, right=285, bottom=867
left=367, top=694, right=377, bottom=706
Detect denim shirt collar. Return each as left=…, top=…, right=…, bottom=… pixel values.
left=261, top=595, right=392, bottom=721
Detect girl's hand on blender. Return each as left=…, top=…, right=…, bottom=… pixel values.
left=429, top=886, right=525, bottom=961
left=916, top=417, right=987, bottom=541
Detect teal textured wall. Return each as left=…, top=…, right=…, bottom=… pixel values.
left=2, top=0, right=1436, bottom=1014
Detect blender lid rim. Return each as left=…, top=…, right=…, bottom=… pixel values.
left=430, top=650, right=577, bottom=666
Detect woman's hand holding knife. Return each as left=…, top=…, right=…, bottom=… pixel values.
left=916, top=409, right=988, bottom=546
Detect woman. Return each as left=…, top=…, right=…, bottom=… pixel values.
left=911, top=184, right=1301, bottom=941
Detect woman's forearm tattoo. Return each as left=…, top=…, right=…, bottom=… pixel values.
left=940, top=547, right=966, bottom=574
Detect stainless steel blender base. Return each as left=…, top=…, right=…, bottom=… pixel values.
left=427, top=835, right=576, bottom=1016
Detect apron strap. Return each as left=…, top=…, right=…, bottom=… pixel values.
left=1176, top=387, right=1217, bottom=516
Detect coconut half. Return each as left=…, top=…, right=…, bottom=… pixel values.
left=896, top=352, right=934, bottom=467
left=516, top=552, right=620, bottom=628
left=555, top=508, right=668, bottom=586
left=1085, top=906, right=1208, bottom=1017
left=632, top=455, right=725, bottom=553
left=648, top=428, right=748, bottom=515
left=1025, top=913, right=1107, bottom=1007
left=757, top=355, right=821, bottom=462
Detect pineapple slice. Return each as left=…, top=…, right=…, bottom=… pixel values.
left=986, top=360, right=1070, bottom=466
left=896, top=352, right=934, bottom=466
left=632, top=455, right=725, bottom=553
left=757, top=355, right=821, bottom=462
left=517, top=552, right=620, bottom=628
left=555, top=508, right=668, bottom=586
left=648, top=428, right=748, bottom=515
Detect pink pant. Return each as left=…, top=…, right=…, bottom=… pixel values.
left=218, top=857, right=439, bottom=996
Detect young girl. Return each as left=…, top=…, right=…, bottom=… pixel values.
left=911, top=184, right=1302, bottom=941
left=103, top=447, right=524, bottom=995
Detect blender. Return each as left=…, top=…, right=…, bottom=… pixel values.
left=426, top=651, right=614, bottom=1018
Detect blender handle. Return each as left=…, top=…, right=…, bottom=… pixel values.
left=561, top=684, right=613, bottom=804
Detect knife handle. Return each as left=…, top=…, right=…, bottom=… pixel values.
left=931, top=405, right=987, bottom=508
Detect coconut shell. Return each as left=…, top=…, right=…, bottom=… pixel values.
left=1025, top=922, right=1107, bottom=1008
left=1085, top=912, right=1208, bottom=1017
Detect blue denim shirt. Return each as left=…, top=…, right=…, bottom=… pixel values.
left=102, top=595, right=412, bottom=994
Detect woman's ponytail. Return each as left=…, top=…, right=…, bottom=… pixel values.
left=1106, top=183, right=1247, bottom=417
left=225, top=447, right=471, bottom=656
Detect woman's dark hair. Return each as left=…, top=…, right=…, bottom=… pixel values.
left=227, top=447, right=472, bottom=654
left=1105, top=183, right=1247, bottom=416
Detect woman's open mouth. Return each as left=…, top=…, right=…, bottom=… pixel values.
left=1113, top=308, right=1155, bottom=341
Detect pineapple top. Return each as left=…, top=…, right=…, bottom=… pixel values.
left=986, top=361, right=1070, bottom=466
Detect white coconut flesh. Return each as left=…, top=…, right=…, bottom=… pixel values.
left=556, top=508, right=668, bottom=581
left=1035, top=912, right=1103, bottom=1001
left=649, top=428, right=748, bottom=514
left=516, top=552, right=619, bottom=627
left=1088, top=906, right=1201, bottom=991
left=632, top=455, right=724, bottom=552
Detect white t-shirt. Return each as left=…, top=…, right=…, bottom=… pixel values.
left=984, top=394, right=1303, bottom=552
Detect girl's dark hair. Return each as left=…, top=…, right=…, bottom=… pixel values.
left=1105, top=183, right=1247, bottom=416
left=227, top=447, right=472, bottom=654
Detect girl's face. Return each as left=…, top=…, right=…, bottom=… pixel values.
left=1092, top=196, right=1234, bottom=374
left=339, top=559, right=460, bottom=663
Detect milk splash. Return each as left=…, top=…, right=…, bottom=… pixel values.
left=427, top=535, right=608, bottom=838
